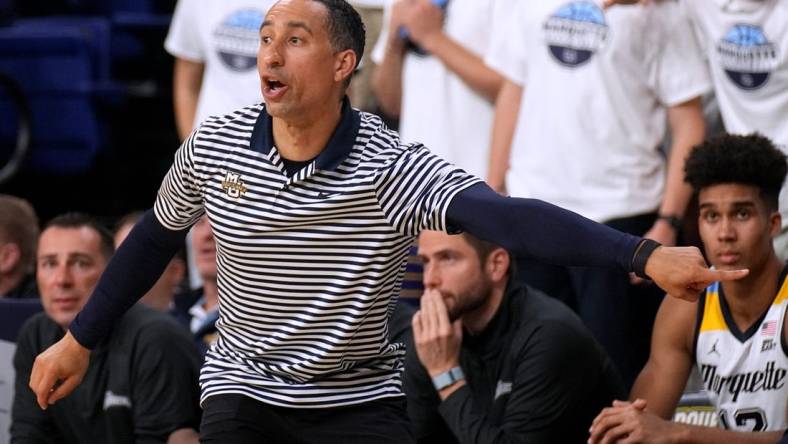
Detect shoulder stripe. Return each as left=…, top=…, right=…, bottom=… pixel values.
left=700, top=284, right=726, bottom=333
left=773, top=275, right=788, bottom=305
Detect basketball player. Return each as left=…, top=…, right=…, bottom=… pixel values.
left=590, top=133, right=788, bottom=443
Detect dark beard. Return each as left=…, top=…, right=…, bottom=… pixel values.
left=443, top=278, right=493, bottom=321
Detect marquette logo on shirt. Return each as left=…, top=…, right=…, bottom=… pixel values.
left=700, top=361, right=787, bottom=403
left=222, top=171, right=248, bottom=198
left=214, top=8, right=267, bottom=71
left=717, top=24, right=778, bottom=90
left=543, top=2, right=609, bottom=68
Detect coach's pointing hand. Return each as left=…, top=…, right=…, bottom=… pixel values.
left=645, top=246, right=748, bottom=302
left=29, top=330, right=89, bottom=409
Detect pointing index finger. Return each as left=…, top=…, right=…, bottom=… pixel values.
left=710, top=268, right=749, bottom=282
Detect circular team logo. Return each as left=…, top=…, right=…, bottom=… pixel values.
left=214, top=9, right=266, bottom=72
left=717, top=24, right=778, bottom=90
left=543, top=2, right=609, bottom=68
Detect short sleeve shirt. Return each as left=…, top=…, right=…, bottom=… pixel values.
left=154, top=101, right=481, bottom=408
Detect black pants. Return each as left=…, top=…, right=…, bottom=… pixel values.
left=513, top=212, right=665, bottom=391
left=200, top=394, right=414, bottom=444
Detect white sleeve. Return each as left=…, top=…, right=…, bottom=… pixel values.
left=154, top=128, right=206, bottom=230
left=371, top=0, right=394, bottom=65
left=164, top=0, right=205, bottom=62
left=654, top=2, right=712, bottom=106
left=484, top=1, right=527, bottom=86
left=678, top=0, right=709, bottom=57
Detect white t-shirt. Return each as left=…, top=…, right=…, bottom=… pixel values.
left=682, top=0, right=788, bottom=228
left=371, top=0, right=507, bottom=178
left=486, top=1, right=711, bottom=222
left=165, top=0, right=274, bottom=127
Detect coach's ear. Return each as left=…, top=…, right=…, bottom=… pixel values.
left=334, top=49, right=357, bottom=85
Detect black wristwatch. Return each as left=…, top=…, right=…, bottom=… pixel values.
left=656, top=214, right=683, bottom=232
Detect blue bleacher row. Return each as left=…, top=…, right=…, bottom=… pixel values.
left=0, top=0, right=174, bottom=177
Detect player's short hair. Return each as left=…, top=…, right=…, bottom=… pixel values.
left=0, top=195, right=39, bottom=274
left=311, top=0, right=365, bottom=82
left=684, top=133, right=787, bottom=211
left=44, top=212, right=115, bottom=260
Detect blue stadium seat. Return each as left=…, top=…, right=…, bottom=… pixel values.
left=110, top=0, right=152, bottom=13
left=0, top=298, right=42, bottom=342
left=104, top=0, right=173, bottom=67
left=19, top=17, right=113, bottom=82
left=0, top=0, right=13, bottom=26
left=0, top=18, right=114, bottom=174
left=400, top=244, right=424, bottom=304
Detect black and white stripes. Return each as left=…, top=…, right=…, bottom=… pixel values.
left=154, top=102, right=480, bottom=408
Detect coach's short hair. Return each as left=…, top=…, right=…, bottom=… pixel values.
left=684, top=133, right=787, bottom=211
left=0, top=195, right=39, bottom=274
left=44, top=212, right=115, bottom=260
left=312, top=0, right=365, bottom=73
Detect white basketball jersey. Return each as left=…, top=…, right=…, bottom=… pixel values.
left=694, top=270, right=788, bottom=432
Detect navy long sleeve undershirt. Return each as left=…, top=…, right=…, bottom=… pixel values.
left=70, top=210, right=187, bottom=349
left=447, top=183, right=640, bottom=271
left=70, top=183, right=641, bottom=349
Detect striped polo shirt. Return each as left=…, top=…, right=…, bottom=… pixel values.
left=153, top=99, right=481, bottom=408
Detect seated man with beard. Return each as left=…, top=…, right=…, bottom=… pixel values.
left=405, top=230, right=625, bottom=443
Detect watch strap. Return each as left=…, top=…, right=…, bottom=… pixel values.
left=631, top=238, right=661, bottom=280
left=432, top=366, right=465, bottom=391
left=656, top=214, right=683, bottom=232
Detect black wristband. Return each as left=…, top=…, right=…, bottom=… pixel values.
left=631, top=238, right=661, bottom=279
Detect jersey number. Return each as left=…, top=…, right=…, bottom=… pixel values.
left=719, top=408, right=767, bottom=432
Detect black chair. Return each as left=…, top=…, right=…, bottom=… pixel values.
left=0, top=298, right=42, bottom=343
